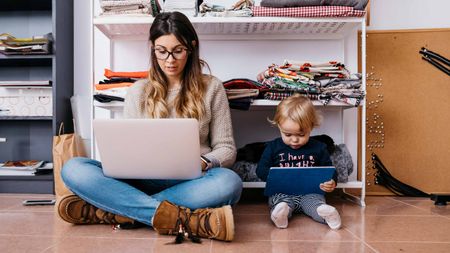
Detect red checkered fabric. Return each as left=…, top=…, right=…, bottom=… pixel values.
left=251, top=6, right=365, bottom=18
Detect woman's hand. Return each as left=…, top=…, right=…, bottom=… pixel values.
left=201, top=159, right=208, bottom=171
left=320, top=179, right=336, bottom=193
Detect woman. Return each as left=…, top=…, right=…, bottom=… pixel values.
left=59, top=12, right=242, bottom=242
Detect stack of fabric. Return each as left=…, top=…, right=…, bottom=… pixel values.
left=99, top=0, right=160, bottom=16
left=199, top=0, right=254, bottom=17
left=94, top=68, right=148, bottom=103
left=252, top=0, right=368, bottom=17
left=163, top=0, right=198, bottom=17
left=257, top=60, right=364, bottom=106
left=223, top=78, right=268, bottom=110
left=0, top=33, right=52, bottom=55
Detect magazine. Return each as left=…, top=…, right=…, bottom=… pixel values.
left=1, top=160, right=44, bottom=171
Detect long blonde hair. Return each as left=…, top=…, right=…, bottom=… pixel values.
left=269, top=94, right=321, bottom=132
left=144, top=12, right=207, bottom=119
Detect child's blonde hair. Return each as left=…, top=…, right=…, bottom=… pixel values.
left=269, top=94, right=321, bottom=132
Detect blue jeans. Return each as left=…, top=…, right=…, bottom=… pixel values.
left=61, top=157, right=243, bottom=226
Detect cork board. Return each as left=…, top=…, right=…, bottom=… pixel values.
left=362, top=29, right=450, bottom=195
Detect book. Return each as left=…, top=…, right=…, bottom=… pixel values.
left=0, top=80, right=52, bottom=86
left=0, top=161, right=52, bottom=176
left=0, top=43, right=50, bottom=55
left=1, top=160, right=44, bottom=171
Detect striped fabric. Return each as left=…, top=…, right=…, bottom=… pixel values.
left=269, top=193, right=327, bottom=223
left=251, top=6, right=365, bottom=18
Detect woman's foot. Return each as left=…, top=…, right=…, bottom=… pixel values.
left=270, top=202, right=291, bottom=229
left=152, top=200, right=235, bottom=242
left=58, top=194, right=135, bottom=226
left=316, top=204, right=342, bottom=230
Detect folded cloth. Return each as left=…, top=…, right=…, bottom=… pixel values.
left=95, top=82, right=134, bottom=90
left=226, top=89, right=259, bottom=100
left=223, top=78, right=267, bottom=90
left=104, top=68, right=148, bottom=79
left=260, top=0, right=369, bottom=11
left=93, top=94, right=125, bottom=103
left=99, top=77, right=139, bottom=84
left=251, top=5, right=365, bottom=18
left=228, top=97, right=253, bottom=111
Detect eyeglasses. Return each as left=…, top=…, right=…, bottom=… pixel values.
left=153, top=47, right=189, bottom=60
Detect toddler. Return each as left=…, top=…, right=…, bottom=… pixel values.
left=256, top=94, right=341, bottom=229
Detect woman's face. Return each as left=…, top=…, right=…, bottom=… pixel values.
left=153, top=34, right=189, bottom=83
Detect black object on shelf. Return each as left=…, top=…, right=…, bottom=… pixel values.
left=0, top=0, right=52, bottom=11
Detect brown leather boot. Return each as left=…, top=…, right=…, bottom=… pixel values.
left=152, top=200, right=235, bottom=242
left=58, top=194, right=135, bottom=226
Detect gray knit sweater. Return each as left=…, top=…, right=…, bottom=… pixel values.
left=123, top=75, right=237, bottom=168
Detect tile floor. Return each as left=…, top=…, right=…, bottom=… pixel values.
left=0, top=193, right=449, bottom=253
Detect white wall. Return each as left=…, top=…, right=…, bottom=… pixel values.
left=368, top=0, right=450, bottom=30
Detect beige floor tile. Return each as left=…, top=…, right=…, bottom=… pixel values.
left=233, top=214, right=359, bottom=242
left=55, top=216, right=158, bottom=239
left=392, top=197, right=450, bottom=217
left=45, top=238, right=154, bottom=253
left=152, top=238, right=212, bottom=253
left=212, top=241, right=376, bottom=253
left=329, top=196, right=435, bottom=216
left=2, top=193, right=449, bottom=253
left=42, top=237, right=212, bottom=253
left=0, top=194, right=55, bottom=212
left=345, top=215, right=450, bottom=242
left=233, top=202, right=269, bottom=215
left=0, top=235, right=59, bottom=253
left=0, top=212, right=62, bottom=236
left=368, top=242, right=450, bottom=253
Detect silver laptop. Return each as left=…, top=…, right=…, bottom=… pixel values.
left=93, top=118, right=202, bottom=180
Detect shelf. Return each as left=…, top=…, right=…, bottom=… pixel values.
left=0, top=55, right=52, bottom=67
left=251, top=99, right=360, bottom=107
left=0, top=0, right=52, bottom=11
left=94, top=101, right=125, bottom=111
left=94, top=99, right=360, bottom=111
left=94, top=16, right=364, bottom=40
left=0, top=116, right=53, bottom=121
left=243, top=181, right=363, bottom=189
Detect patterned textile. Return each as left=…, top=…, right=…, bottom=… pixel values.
left=251, top=5, right=365, bottom=18
left=264, top=91, right=319, bottom=101
left=100, top=0, right=153, bottom=15
left=269, top=193, right=326, bottom=223
left=331, top=144, right=353, bottom=183
left=231, top=161, right=262, bottom=182
left=260, top=0, right=369, bottom=11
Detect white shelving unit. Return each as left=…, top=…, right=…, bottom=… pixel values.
left=88, top=13, right=366, bottom=206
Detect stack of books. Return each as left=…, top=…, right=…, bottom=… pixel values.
left=0, top=33, right=53, bottom=55
left=0, top=160, right=52, bottom=176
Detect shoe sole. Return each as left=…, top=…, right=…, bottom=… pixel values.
left=57, top=194, right=84, bottom=224
left=221, top=205, right=235, bottom=241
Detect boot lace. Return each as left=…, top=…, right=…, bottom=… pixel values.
left=172, top=207, right=219, bottom=244
left=80, top=203, right=100, bottom=223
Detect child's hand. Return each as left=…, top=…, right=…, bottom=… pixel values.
left=320, top=179, right=336, bottom=192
